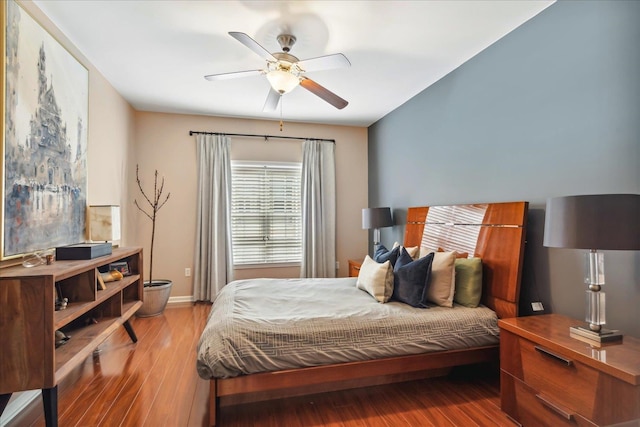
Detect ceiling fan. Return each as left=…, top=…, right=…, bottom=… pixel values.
left=205, top=32, right=350, bottom=110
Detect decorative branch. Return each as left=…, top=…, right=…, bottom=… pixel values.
left=134, top=164, right=170, bottom=286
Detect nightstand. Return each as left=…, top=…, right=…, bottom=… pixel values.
left=348, top=259, right=362, bottom=277
left=498, top=314, right=640, bottom=426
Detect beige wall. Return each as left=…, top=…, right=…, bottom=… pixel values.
left=131, top=112, right=369, bottom=298
left=86, top=72, right=136, bottom=237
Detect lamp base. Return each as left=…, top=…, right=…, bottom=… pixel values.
left=569, top=325, right=622, bottom=344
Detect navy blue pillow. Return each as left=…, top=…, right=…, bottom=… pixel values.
left=373, top=244, right=400, bottom=267
left=392, top=249, right=434, bottom=308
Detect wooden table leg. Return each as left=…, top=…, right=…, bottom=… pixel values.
left=42, top=386, right=58, bottom=427
left=123, top=320, right=138, bottom=343
left=209, top=380, right=217, bottom=426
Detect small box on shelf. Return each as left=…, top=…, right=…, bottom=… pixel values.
left=56, top=242, right=112, bottom=260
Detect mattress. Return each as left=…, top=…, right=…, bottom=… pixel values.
left=196, top=277, right=500, bottom=379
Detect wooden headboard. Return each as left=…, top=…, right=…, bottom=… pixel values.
left=404, top=201, right=528, bottom=319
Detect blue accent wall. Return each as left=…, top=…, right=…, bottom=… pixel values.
left=368, top=1, right=640, bottom=335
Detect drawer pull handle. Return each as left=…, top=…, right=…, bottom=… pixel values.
left=534, top=346, right=573, bottom=366
left=535, top=394, right=574, bottom=421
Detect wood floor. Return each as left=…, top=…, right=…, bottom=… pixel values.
left=6, top=303, right=515, bottom=427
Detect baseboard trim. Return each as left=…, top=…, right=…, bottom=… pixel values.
left=0, top=390, right=40, bottom=426
left=167, top=295, right=195, bottom=304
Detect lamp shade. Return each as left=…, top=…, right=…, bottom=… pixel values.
left=543, top=194, right=640, bottom=250
left=89, top=205, right=121, bottom=242
left=362, top=207, right=393, bottom=230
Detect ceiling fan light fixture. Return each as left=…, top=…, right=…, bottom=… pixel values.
left=209, top=32, right=350, bottom=109
left=266, top=70, right=300, bottom=94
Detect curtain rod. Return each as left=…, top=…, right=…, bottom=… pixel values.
left=188, top=130, right=335, bottom=144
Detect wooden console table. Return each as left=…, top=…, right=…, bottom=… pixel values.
left=0, top=247, right=143, bottom=427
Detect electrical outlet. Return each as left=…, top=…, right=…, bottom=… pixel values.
left=531, top=302, right=544, bottom=312
left=185, top=268, right=191, bottom=277
left=335, top=261, right=340, bottom=270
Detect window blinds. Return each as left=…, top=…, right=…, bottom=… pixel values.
left=231, top=162, right=302, bottom=266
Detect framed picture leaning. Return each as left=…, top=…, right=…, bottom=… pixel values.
left=2, top=0, right=89, bottom=260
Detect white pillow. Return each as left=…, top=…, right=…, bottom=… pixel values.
left=356, top=255, right=394, bottom=303
left=419, top=246, right=436, bottom=259
left=392, top=242, right=419, bottom=260
left=426, top=251, right=456, bottom=307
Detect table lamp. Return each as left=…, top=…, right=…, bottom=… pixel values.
left=89, top=205, right=121, bottom=245
left=543, top=194, right=640, bottom=343
left=362, top=207, right=393, bottom=252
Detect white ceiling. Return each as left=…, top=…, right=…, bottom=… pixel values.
left=33, top=0, right=554, bottom=127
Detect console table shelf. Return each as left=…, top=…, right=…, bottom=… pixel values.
left=0, top=246, right=143, bottom=427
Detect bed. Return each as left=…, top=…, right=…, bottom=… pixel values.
left=197, top=201, right=528, bottom=426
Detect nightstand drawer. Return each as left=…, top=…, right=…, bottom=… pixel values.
left=501, top=329, right=639, bottom=425
left=501, top=329, right=598, bottom=416
left=501, top=371, right=597, bottom=427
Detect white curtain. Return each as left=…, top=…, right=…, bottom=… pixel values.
left=193, top=134, right=233, bottom=301
left=300, top=139, right=336, bottom=278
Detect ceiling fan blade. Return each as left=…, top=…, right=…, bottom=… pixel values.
left=300, top=77, right=348, bottom=110
left=229, top=31, right=277, bottom=62
left=204, top=69, right=263, bottom=81
left=296, top=53, right=351, bottom=72
left=263, top=88, right=281, bottom=112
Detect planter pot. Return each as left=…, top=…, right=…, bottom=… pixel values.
left=136, top=280, right=172, bottom=317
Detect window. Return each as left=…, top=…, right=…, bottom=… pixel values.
left=231, top=162, right=302, bottom=266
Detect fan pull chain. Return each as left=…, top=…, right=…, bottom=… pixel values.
left=279, top=95, right=284, bottom=131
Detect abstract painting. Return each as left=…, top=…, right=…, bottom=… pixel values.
left=2, top=0, right=88, bottom=259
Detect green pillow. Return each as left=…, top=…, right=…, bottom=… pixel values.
left=454, top=258, right=483, bottom=308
